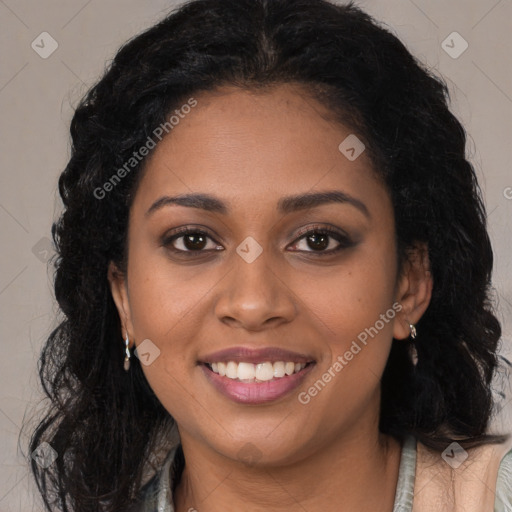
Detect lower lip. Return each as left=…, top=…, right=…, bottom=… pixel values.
left=200, top=363, right=315, bottom=404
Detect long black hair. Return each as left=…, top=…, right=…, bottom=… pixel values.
left=27, top=0, right=509, bottom=510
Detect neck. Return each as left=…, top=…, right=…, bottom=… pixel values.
left=173, top=427, right=402, bottom=512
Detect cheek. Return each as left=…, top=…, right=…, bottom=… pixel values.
left=298, top=239, right=398, bottom=350
left=294, top=244, right=399, bottom=426
left=124, top=250, right=208, bottom=390
left=126, top=240, right=215, bottom=340
left=292, top=254, right=398, bottom=426
left=125, top=260, right=203, bottom=422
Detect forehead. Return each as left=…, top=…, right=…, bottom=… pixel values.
left=131, top=84, right=389, bottom=221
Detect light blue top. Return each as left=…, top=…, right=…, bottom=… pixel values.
left=133, top=435, right=512, bottom=512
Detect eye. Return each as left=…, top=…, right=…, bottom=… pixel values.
left=162, top=227, right=223, bottom=255
left=288, top=225, right=354, bottom=255
left=162, top=224, right=355, bottom=257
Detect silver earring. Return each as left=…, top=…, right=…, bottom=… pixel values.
left=408, top=323, right=418, bottom=366
left=124, top=333, right=131, bottom=371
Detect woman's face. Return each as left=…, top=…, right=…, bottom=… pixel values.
left=109, top=83, right=425, bottom=465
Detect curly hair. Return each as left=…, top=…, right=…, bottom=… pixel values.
left=27, top=0, right=509, bottom=510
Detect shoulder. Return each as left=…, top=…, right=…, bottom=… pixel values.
left=124, top=445, right=182, bottom=512
left=413, top=438, right=512, bottom=512
left=494, top=447, right=512, bottom=510
left=124, top=474, right=161, bottom=512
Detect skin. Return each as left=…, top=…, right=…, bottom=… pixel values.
left=108, top=83, right=433, bottom=512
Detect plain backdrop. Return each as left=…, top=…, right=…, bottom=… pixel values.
left=1, top=0, right=511, bottom=510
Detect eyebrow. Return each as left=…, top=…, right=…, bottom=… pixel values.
left=145, top=190, right=370, bottom=219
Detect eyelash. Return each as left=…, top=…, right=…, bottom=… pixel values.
left=162, top=225, right=354, bottom=257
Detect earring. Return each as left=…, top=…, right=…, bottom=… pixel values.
left=408, top=323, right=418, bottom=366
left=123, top=333, right=131, bottom=371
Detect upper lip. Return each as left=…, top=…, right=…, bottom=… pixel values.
left=198, top=346, right=315, bottom=364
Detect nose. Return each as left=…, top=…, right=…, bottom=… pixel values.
left=214, top=246, right=297, bottom=332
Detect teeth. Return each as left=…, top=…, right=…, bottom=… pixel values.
left=255, top=362, right=274, bottom=381
left=208, top=361, right=307, bottom=381
left=237, top=362, right=256, bottom=380
left=285, top=362, right=295, bottom=375
left=226, top=361, right=238, bottom=379
left=273, top=361, right=285, bottom=378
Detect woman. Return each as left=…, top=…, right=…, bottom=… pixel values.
left=28, top=0, right=512, bottom=510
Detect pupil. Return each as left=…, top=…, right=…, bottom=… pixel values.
left=185, top=234, right=206, bottom=250
left=308, top=233, right=328, bottom=251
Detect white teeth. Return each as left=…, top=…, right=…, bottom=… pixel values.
left=273, top=361, right=285, bottom=378
left=208, top=360, right=308, bottom=381
left=237, top=362, right=256, bottom=380
left=255, top=362, right=274, bottom=381
left=285, top=362, right=295, bottom=375
left=226, top=361, right=238, bottom=379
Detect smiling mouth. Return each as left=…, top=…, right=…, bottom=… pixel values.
left=203, top=360, right=314, bottom=383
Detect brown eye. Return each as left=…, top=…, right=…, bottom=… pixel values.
left=303, top=232, right=330, bottom=251
left=180, top=232, right=208, bottom=251
left=289, top=226, right=354, bottom=255
left=163, top=228, right=223, bottom=254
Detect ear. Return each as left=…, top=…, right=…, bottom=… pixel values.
left=107, top=261, right=134, bottom=347
left=393, top=242, right=433, bottom=340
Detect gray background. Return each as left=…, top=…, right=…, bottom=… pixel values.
left=1, top=0, right=511, bottom=510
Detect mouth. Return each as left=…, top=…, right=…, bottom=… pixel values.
left=198, top=346, right=316, bottom=404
